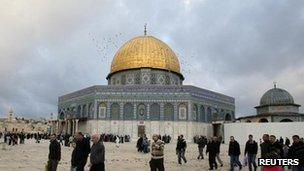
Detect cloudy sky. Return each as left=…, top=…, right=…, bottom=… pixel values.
left=0, top=0, right=304, bottom=119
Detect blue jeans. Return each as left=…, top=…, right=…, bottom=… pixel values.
left=247, top=154, right=257, bottom=171
left=177, top=149, right=187, bottom=164
left=230, top=155, right=242, bottom=171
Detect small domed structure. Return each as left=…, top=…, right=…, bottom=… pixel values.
left=255, top=85, right=300, bottom=115
left=237, top=84, right=303, bottom=123
left=259, top=87, right=294, bottom=106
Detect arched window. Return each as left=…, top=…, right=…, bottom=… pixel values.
left=59, top=111, right=65, bottom=120
left=225, top=113, right=232, bottom=121
left=220, top=109, right=225, bottom=119
left=259, top=118, right=269, bottom=122
left=280, top=118, right=293, bottom=122
left=200, top=106, right=206, bottom=122
left=178, top=103, right=187, bottom=120
left=98, top=103, right=107, bottom=119
left=82, top=104, right=87, bottom=117
left=150, top=103, right=160, bottom=120
left=123, top=103, right=133, bottom=120
left=121, top=75, right=126, bottom=85
left=70, top=107, right=75, bottom=118
left=137, top=103, right=147, bottom=120
left=110, top=103, right=120, bottom=120
left=207, top=107, right=212, bottom=122
left=164, top=103, right=174, bottom=120
left=213, top=108, right=219, bottom=121
left=88, top=103, right=93, bottom=118
left=77, top=105, right=81, bottom=117
left=193, top=104, right=198, bottom=121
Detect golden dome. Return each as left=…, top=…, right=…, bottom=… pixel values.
left=109, top=35, right=181, bottom=76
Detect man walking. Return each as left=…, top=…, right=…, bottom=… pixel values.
left=228, top=136, right=242, bottom=171
left=176, top=135, right=187, bottom=165
left=215, top=136, right=223, bottom=167
left=48, top=134, right=61, bottom=171
left=150, top=134, right=165, bottom=171
left=206, top=137, right=218, bottom=170
left=260, top=134, right=270, bottom=159
left=244, top=134, right=258, bottom=171
left=197, top=136, right=206, bottom=160
left=288, top=135, right=304, bottom=171
left=89, top=134, right=105, bottom=171
left=72, top=132, right=91, bottom=171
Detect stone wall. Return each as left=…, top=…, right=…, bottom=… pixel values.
left=78, top=119, right=212, bottom=142
left=224, top=122, right=304, bottom=145
left=0, top=121, right=50, bottom=133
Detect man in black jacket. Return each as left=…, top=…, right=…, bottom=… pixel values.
left=206, top=137, right=218, bottom=170
left=176, top=135, right=187, bottom=165
left=267, top=135, right=283, bottom=159
left=244, top=134, right=258, bottom=171
left=72, top=132, right=91, bottom=171
left=89, top=134, right=105, bottom=171
left=260, top=134, right=270, bottom=158
left=228, top=136, right=242, bottom=171
left=48, top=134, right=61, bottom=171
left=287, top=135, right=304, bottom=171
left=197, top=136, right=206, bottom=160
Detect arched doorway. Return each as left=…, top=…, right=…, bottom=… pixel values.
left=150, top=103, right=160, bottom=120
left=225, top=113, right=232, bottom=121
left=207, top=107, right=212, bottom=122
left=110, top=103, right=120, bottom=120
left=259, top=118, right=269, bottom=122
left=123, top=103, right=133, bottom=120
left=280, top=118, right=293, bottom=122
left=164, top=103, right=174, bottom=121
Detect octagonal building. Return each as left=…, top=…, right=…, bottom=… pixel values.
left=238, top=84, right=304, bottom=123
left=57, top=33, right=235, bottom=141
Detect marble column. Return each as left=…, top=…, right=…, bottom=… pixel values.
left=146, top=103, right=150, bottom=120
left=75, top=119, right=79, bottom=133
left=72, top=120, right=75, bottom=135
left=160, top=103, right=164, bottom=120
left=68, top=120, right=71, bottom=134
left=120, top=102, right=124, bottom=120
left=94, top=100, right=98, bottom=119
left=65, top=119, right=69, bottom=134
left=133, top=103, right=137, bottom=120
left=204, top=106, right=208, bottom=123
left=56, top=121, right=60, bottom=134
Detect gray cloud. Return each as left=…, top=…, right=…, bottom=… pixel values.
left=0, top=0, right=303, bottom=118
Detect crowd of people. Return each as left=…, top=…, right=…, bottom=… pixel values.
left=100, top=134, right=131, bottom=143
left=136, top=134, right=150, bottom=153
left=46, top=132, right=304, bottom=171
left=48, top=132, right=104, bottom=171
left=1, top=130, right=303, bottom=171
left=1, top=130, right=49, bottom=146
